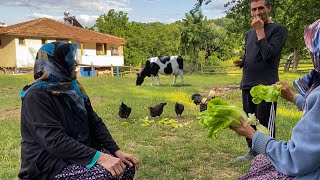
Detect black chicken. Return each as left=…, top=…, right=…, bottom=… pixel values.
left=148, top=102, right=167, bottom=117
left=118, top=102, right=132, bottom=119
left=191, top=93, right=203, bottom=105
left=174, top=102, right=184, bottom=116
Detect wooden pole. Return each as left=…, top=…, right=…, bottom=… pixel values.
left=111, top=66, right=114, bottom=77
left=80, top=43, right=84, bottom=56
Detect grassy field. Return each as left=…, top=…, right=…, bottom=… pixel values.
left=0, top=72, right=304, bottom=179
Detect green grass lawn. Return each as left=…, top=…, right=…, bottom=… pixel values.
left=0, top=72, right=304, bottom=179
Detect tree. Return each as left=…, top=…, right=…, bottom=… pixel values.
left=95, top=9, right=129, bottom=38
left=94, top=9, right=237, bottom=68
left=194, top=0, right=320, bottom=71
left=180, top=10, right=209, bottom=69
left=278, top=0, right=320, bottom=71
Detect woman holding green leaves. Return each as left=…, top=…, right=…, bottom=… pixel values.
left=231, top=19, right=320, bottom=179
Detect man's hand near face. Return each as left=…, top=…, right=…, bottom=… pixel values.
left=252, top=16, right=264, bottom=30
left=252, top=16, right=266, bottom=40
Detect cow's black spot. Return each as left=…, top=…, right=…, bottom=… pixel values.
left=164, top=63, right=173, bottom=74
left=150, top=62, right=160, bottom=76
left=141, top=61, right=152, bottom=77
left=158, top=56, right=170, bottom=64
left=177, top=56, right=183, bottom=70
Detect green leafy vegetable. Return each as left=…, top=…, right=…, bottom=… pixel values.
left=198, top=98, right=270, bottom=139
left=250, top=84, right=283, bottom=104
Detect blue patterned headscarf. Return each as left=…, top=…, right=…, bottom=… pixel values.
left=293, top=19, right=320, bottom=97
left=21, top=42, right=89, bottom=120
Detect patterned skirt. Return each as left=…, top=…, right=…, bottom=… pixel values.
left=238, top=154, right=294, bottom=180
left=54, top=149, right=136, bottom=180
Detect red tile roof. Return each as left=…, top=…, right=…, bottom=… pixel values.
left=0, top=18, right=126, bottom=44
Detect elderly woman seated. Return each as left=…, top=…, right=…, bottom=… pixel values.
left=18, top=42, right=139, bottom=179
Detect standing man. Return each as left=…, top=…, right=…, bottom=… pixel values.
left=234, top=0, right=287, bottom=161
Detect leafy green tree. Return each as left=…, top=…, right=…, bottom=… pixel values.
left=181, top=9, right=239, bottom=71
left=95, top=9, right=129, bottom=38
left=194, top=0, right=320, bottom=71
left=95, top=10, right=180, bottom=65
left=181, top=10, right=210, bottom=69
left=94, top=9, right=238, bottom=68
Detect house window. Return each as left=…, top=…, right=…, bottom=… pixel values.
left=96, top=43, right=104, bottom=55
left=41, top=39, right=47, bottom=44
left=111, top=47, right=119, bottom=56
left=19, top=38, right=25, bottom=45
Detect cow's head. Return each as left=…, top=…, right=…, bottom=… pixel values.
left=136, top=61, right=151, bottom=86
left=136, top=72, right=145, bottom=86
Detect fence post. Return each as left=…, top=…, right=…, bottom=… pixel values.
left=284, top=53, right=293, bottom=72
left=111, top=66, right=114, bottom=77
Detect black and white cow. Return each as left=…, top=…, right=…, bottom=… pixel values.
left=136, top=56, right=184, bottom=86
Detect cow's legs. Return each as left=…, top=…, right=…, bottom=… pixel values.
left=172, top=75, right=177, bottom=85
left=179, top=69, right=184, bottom=86
left=156, top=75, right=161, bottom=85
left=151, top=75, right=155, bottom=86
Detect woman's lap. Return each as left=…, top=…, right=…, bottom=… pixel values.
left=238, top=154, right=294, bottom=180
left=54, top=148, right=135, bottom=180
left=54, top=163, right=135, bottom=180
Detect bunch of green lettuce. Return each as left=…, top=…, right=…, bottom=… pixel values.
left=250, top=84, right=283, bottom=104
left=198, top=98, right=270, bottom=139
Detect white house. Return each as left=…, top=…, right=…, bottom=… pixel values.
left=0, top=18, right=126, bottom=73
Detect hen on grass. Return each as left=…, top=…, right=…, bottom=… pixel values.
left=174, top=102, right=184, bottom=116
left=118, top=102, right=132, bottom=119
left=148, top=102, right=167, bottom=117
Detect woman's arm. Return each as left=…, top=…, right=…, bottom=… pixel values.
left=85, top=99, right=120, bottom=154
left=85, top=101, right=140, bottom=170
left=253, top=91, right=320, bottom=176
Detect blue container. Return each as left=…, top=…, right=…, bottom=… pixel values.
left=116, top=67, right=119, bottom=76
left=80, top=67, right=95, bottom=77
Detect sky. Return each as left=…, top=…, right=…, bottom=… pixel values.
left=0, top=0, right=228, bottom=27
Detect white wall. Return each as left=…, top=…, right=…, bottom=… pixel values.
left=83, top=42, right=96, bottom=56
left=81, top=55, right=124, bottom=66
left=15, top=39, right=42, bottom=68
left=15, top=39, right=78, bottom=68
left=14, top=39, right=124, bottom=68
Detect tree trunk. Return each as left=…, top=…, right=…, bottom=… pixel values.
left=292, top=48, right=300, bottom=72
left=194, top=45, right=198, bottom=72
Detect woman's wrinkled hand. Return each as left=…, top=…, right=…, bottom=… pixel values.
left=274, top=81, right=296, bottom=103
left=97, top=153, right=126, bottom=177
left=230, top=116, right=256, bottom=140
left=115, top=150, right=139, bottom=170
